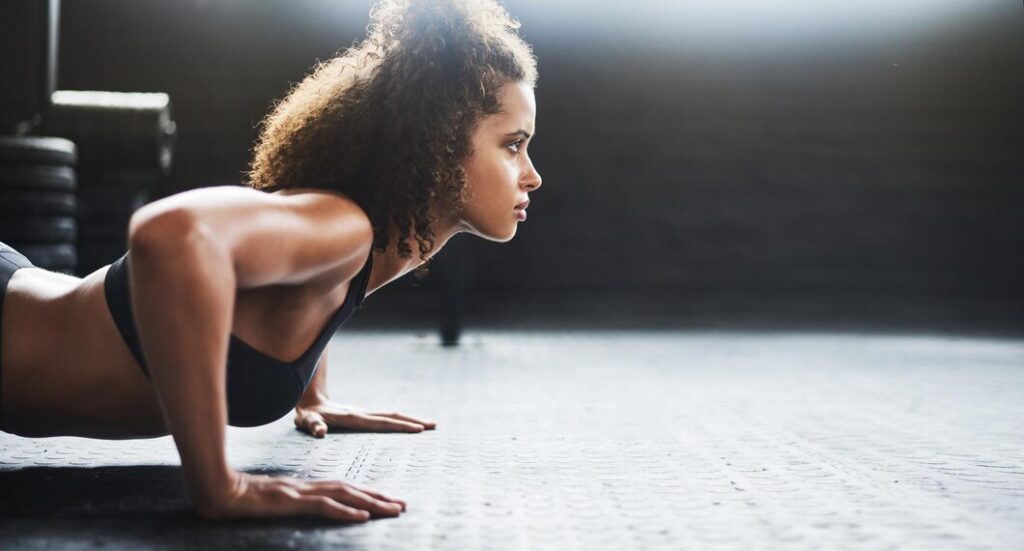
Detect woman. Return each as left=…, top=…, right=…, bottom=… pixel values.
left=0, top=0, right=541, bottom=523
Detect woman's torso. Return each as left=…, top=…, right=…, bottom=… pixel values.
left=0, top=259, right=355, bottom=439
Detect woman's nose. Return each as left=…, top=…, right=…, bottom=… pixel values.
left=523, top=162, right=542, bottom=191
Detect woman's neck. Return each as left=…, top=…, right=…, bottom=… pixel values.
left=364, top=208, right=462, bottom=297
left=273, top=187, right=463, bottom=297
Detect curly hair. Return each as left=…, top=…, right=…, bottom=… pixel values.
left=247, top=0, right=537, bottom=276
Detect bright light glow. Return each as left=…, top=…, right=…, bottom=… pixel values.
left=512, top=0, right=1005, bottom=52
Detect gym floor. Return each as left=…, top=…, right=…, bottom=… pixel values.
left=1, top=329, right=1022, bottom=550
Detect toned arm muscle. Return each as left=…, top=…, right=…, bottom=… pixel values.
left=125, top=185, right=370, bottom=510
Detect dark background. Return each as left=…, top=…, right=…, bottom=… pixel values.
left=11, top=0, right=1024, bottom=331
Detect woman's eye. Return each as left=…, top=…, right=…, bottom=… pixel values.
left=506, top=140, right=522, bottom=153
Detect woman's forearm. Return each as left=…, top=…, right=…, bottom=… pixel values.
left=128, top=211, right=239, bottom=508
left=297, top=349, right=330, bottom=407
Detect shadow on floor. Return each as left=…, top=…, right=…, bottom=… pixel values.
left=0, top=465, right=190, bottom=519
left=0, top=466, right=362, bottom=537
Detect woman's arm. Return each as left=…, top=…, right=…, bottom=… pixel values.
left=129, top=210, right=236, bottom=509
left=298, top=349, right=332, bottom=407
left=127, top=186, right=400, bottom=521
left=294, top=349, right=437, bottom=438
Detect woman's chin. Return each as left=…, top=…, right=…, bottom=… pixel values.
left=478, top=226, right=517, bottom=243
left=499, top=223, right=519, bottom=242
left=461, top=218, right=518, bottom=242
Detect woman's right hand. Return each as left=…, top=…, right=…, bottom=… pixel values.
left=195, top=471, right=406, bottom=522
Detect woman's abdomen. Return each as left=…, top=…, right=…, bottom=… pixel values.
left=1, top=267, right=168, bottom=438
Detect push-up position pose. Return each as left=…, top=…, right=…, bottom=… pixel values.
left=0, top=0, right=540, bottom=522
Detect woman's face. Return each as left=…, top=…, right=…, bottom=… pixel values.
left=456, top=80, right=542, bottom=242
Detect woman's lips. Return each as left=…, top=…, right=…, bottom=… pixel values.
left=514, top=199, right=529, bottom=221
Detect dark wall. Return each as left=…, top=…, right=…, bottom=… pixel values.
left=523, top=14, right=1024, bottom=302
left=50, top=1, right=1024, bottom=312
left=0, top=0, right=56, bottom=132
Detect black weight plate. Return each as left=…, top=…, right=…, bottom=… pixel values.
left=0, top=217, right=77, bottom=243
left=0, top=165, right=77, bottom=192
left=0, top=136, right=77, bottom=167
left=13, top=243, right=77, bottom=271
left=41, top=93, right=174, bottom=174
left=0, top=190, right=77, bottom=216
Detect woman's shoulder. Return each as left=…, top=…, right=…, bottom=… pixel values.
left=271, top=187, right=371, bottom=228
left=268, top=188, right=374, bottom=277
left=152, top=185, right=374, bottom=286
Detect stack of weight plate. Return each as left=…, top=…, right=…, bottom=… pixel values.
left=36, top=90, right=176, bottom=275
left=75, top=169, right=155, bottom=273
left=0, top=136, right=79, bottom=273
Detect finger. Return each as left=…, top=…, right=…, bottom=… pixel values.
left=308, top=419, right=328, bottom=438
left=346, top=483, right=407, bottom=510
left=369, top=411, right=437, bottom=430
left=337, top=486, right=403, bottom=518
left=295, top=411, right=328, bottom=438
left=326, top=413, right=424, bottom=433
left=362, top=415, right=424, bottom=432
left=306, top=483, right=403, bottom=518
left=293, top=494, right=371, bottom=523
left=294, top=410, right=319, bottom=430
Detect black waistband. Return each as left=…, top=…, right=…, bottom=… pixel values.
left=103, top=253, right=149, bottom=372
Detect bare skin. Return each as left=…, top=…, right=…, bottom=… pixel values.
left=0, top=80, right=541, bottom=523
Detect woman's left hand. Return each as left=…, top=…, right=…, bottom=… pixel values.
left=294, top=400, right=437, bottom=438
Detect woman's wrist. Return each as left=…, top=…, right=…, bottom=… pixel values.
left=297, top=390, right=330, bottom=408
left=188, top=466, right=242, bottom=512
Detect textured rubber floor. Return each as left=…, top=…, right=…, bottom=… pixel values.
left=1, top=331, right=1022, bottom=550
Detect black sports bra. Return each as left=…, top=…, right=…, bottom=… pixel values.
left=103, top=248, right=373, bottom=427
